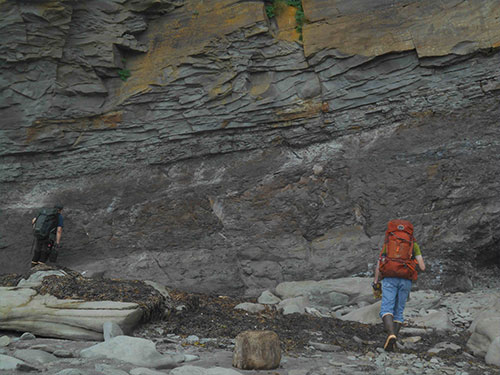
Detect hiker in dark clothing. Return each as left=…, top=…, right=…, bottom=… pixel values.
left=31, top=204, right=64, bottom=265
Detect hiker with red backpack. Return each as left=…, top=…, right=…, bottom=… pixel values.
left=372, top=219, right=425, bottom=351
left=31, top=204, right=64, bottom=265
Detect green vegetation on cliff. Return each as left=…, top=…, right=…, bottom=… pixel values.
left=265, top=0, right=305, bottom=40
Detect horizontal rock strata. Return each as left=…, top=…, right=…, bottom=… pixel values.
left=0, top=0, right=499, bottom=296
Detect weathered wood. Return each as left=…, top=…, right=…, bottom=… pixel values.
left=232, top=330, right=281, bottom=370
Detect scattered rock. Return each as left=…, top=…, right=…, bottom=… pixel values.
left=308, top=342, right=342, bottom=352
left=410, top=310, right=454, bottom=331
left=275, top=278, right=374, bottom=305
left=234, top=302, right=265, bottom=313
left=13, top=348, right=58, bottom=365
left=401, top=336, right=422, bottom=344
left=278, top=296, right=309, bottom=315
left=257, top=290, right=281, bottom=305
left=143, top=280, right=171, bottom=300
left=80, top=335, right=183, bottom=369
left=485, top=337, right=500, bottom=367
left=185, top=335, right=200, bottom=345
left=427, top=342, right=461, bottom=354
left=19, top=332, right=36, bottom=341
left=466, top=298, right=500, bottom=361
left=53, top=349, right=73, bottom=358
left=103, top=321, right=124, bottom=341
left=0, top=354, right=26, bottom=370
left=15, top=362, right=40, bottom=372
left=0, top=335, right=10, bottom=347
left=341, top=301, right=381, bottom=324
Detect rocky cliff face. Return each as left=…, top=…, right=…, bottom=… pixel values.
left=1, top=0, right=500, bottom=296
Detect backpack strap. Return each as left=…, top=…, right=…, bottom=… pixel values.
left=382, top=231, right=390, bottom=253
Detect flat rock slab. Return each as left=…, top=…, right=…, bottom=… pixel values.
left=80, top=335, right=183, bottom=369
left=0, top=286, right=143, bottom=340
left=0, top=353, right=26, bottom=370
left=275, top=277, right=375, bottom=305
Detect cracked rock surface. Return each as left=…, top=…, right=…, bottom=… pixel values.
left=1, top=0, right=500, bottom=297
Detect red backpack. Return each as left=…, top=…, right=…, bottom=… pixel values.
left=378, top=220, right=418, bottom=280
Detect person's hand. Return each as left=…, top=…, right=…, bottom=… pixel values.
left=372, top=282, right=382, bottom=299
left=55, top=243, right=62, bottom=249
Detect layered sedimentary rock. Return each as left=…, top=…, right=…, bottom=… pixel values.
left=0, top=268, right=169, bottom=340
left=1, top=0, right=499, bottom=296
left=0, top=287, right=143, bottom=340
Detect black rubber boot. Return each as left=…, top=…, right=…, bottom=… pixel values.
left=394, top=322, right=402, bottom=336
left=39, top=249, right=50, bottom=263
left=32, top=250, right=41, bottom=263
left=382, top=315, right=397, bottom=351
left=382, top=314, right=395, bottom=334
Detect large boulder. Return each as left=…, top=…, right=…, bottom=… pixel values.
left=485, top=337, right=500, bottom=367
left=466, top=299, right=500, bottom=361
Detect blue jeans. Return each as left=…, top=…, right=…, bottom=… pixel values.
left=380, top=277, right=412, bottom=323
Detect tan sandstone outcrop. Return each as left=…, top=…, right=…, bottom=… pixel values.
left=303, top=0, right=500, bottom=57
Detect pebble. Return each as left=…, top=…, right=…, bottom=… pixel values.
left=19, top=332, right=36, bottom=340
left=185, top=335, right=200, bottom=344
left=401, top=336, right=421, bottom=343
left=53, top=349, right=74, bottom=358
left=0, top=336, right=10, bottom=347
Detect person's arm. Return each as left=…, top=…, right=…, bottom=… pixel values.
left=374, top=244, right=386, bottom=283
left=415, top=255, right=425, bottom=271
left=56, top=226, right=62, bottom=245
left=374, top=260, right=381, bottom=283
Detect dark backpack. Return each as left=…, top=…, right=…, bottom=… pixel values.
left=33, top=208, right=59, bottom=240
